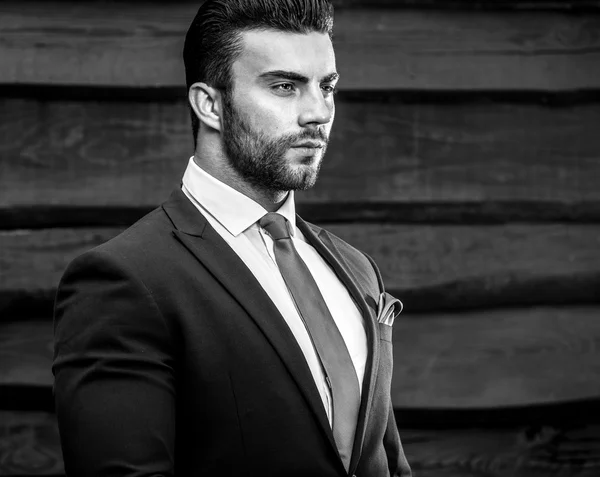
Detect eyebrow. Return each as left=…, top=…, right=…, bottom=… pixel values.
left=258, top=70, right=340, bottom=83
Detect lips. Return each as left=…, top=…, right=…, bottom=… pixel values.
left=293, top=142, right=324, bottom=149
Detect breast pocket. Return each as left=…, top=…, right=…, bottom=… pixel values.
left=377, top=323, right=395, bottom=394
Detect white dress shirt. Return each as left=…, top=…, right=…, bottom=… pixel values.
left=181, top=157, right=367, bottom=424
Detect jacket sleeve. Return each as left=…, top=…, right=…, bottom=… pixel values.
left=363, top=252, right=412, bottom=477
left=53, top=249, right=176, bottom=477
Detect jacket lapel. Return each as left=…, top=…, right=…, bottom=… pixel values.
left=296, top=216, right=380, bottom=474
left=161, top=189, right=339, bottom=459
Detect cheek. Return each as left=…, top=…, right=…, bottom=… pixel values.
left=249, top=102, right=294, bottom=135
left=231, top=90, right=282, bottom=128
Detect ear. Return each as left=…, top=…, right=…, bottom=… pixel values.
left=189, top=82, right=223, bottom=132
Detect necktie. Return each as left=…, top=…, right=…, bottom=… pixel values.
left=259, top=212, right=360, bottom=470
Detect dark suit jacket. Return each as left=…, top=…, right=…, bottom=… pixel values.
left=53, top=188, right=411, bottom=477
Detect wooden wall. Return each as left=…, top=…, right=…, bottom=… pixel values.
left=1, top=0, right=600, bottom=475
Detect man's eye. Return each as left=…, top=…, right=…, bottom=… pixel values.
left=321, top=84, right=337, bottom=95
left=274, top=83, right=295, bottom=93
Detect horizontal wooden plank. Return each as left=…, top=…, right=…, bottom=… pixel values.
left=6, top=0, right=596, bottom=11
left=2, top=98, right=600, bottom=221
left=1, top=223, right=599, bottom=314
left=326, top=223, right=600, bottom=302
left=392, top=306, right=600, bottom=408
left=1, top=3, right=599, bottom=90
left=402, top=424, right=600, bottom=476
left=3, top=305, right=600, bottom=407
left=1, top=411, right=600, bottom=476
left=0, top=321, right=54, bottom=388
left=0, top=228, right=124, bottom=313
left=332, top=0, right=600, bottom=8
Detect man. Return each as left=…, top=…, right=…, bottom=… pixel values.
left=52, top=1, right=411, bottom=476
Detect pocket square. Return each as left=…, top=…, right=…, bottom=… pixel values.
left=376, top=292, right=403, bottom=326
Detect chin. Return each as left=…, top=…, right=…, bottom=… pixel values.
left=288, top=165, right=320, bottom=190
left=292, top=160, right=319, bottom=175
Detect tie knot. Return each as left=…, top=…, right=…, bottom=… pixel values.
left=259, top=213, right=290, bottom=240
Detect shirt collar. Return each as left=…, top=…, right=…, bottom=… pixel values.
left=181, top=156, right=297, bottom=237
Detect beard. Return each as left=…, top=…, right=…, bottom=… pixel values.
left=221, top=94, right=329, bottom=193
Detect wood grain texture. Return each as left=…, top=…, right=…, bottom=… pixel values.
left=1, top=411, right=599, bottom=476
left=401, top=424, right=600, bottom=476
left=1, top=3, right=599, bottom=90
left=391, top=306, right=600, bottom=408
left=332, top=0, right=600, bottom=8
left=0, top=321, right=54, bottom=388
left=326, top=223, right=600, bottom=300
left=0, top=412, right=63, bottom=476
left=2, top=98, right=600, bottom=215
left=1, top=224, right=599, bottom=314
left=0, top=228, right=122, bottom=298
left=3, top=306, right=600, bottom=407
left=15, top=0, right=595, bottom=10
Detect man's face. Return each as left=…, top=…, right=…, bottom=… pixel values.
left=222, top=29, right=337, bottom=193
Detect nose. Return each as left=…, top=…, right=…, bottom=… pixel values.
left=298, top=85, right=334, bottom=128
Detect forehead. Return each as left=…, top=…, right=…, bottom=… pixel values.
left=232, top=29, right=336, bottom=82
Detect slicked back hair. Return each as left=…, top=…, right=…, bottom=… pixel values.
left=183, top=0, right=335, bottom=147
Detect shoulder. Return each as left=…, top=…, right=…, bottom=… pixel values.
left=303, top=220, right=384, bottom=296
left=56, top=205, right=179, bottom=328
left=63, top=205, right=176, bottom=284
left=54, top=208, right=175, bottom=357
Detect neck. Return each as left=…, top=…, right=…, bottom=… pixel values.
left=192, top=153, right=289, bottom=213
